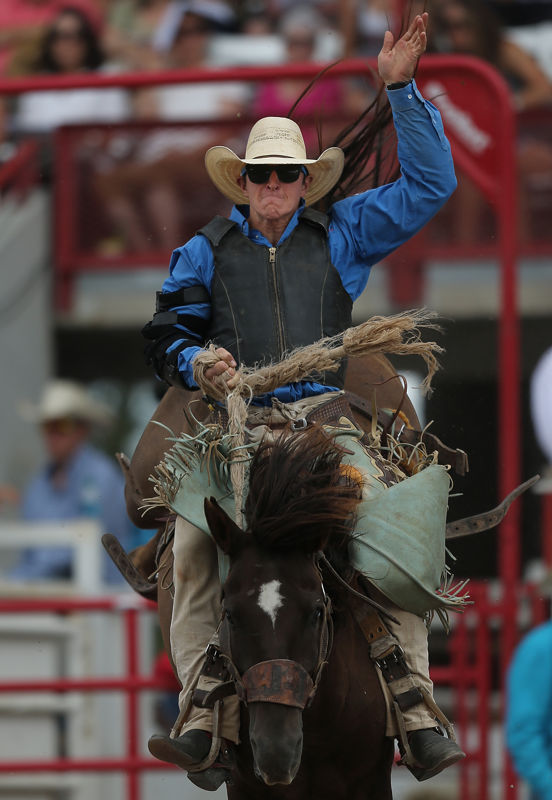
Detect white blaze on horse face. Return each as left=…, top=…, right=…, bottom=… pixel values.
left=257, top=580, right=284, bottom=628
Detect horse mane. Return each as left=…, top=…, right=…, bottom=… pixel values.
left=244, top=426, right=361, bottom=555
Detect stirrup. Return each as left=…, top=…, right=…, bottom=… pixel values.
left=395, top=685, right=458, bottom=772
left=171, top=645, right=235, bottom=775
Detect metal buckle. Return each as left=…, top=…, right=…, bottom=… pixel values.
left=205, top=643, right=221, bottom=661
left=291, top=417, right=308, bottom=431
left=375, top=643, right=406, bottom=672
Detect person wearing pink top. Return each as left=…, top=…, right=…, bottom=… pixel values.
left=252, top=5, right=349, bottom=154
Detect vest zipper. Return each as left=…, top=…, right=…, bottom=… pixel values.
left=268, top=246, right=285, bottom=355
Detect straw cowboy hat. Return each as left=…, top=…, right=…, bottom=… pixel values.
left=20, top=379, right=114, bottom=427
left=204, top=116, right=345, bottom=206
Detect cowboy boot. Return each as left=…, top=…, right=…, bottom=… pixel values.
left=406, top=727, right=465, bottom=781
left=149, top=645, right=237, bottom=790
left=148, top=729, right=234, bottom=791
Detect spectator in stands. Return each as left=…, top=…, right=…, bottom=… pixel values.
left=239, top=2, right=274, bottom=36
left=151, top=0, right=238, bottom=52
left=0, top=0, right=103, bottom=76
left=251, top=5, right=348, bottom=154
left=431, top=0, right=552, bottom=111
left=12, top=7, right=130, bottom=137
left=7, top=379, right=133, bottom=585
left=94, top=0, right=249, bottom=252
left=429, top=0, right=552, bottom=242
left=103, top=0, right=171, bottom=72
left=492, top=1, right=552, bottom=85
left=264, top=0, right=341, bottom=28
left=353, top=0, right=395, bottom=58
left=506, top=617, right=552, bottom=800
left=489, top=0, right=552, bottom=28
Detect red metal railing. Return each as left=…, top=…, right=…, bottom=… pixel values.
left=0, top=583, right=546, bottom=800
left=0, top=596, right=175, bottom=800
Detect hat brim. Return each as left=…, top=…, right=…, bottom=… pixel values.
left=204, top=145, right=344, bottom=206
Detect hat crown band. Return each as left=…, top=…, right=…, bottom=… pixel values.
left=245, top=141, right=307, bottom=161
left=249, top=153, right=297, bottom=159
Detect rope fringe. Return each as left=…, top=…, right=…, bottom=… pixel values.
left=193, top=309, right=443, bottom=523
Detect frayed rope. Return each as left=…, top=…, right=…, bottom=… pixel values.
left=192, top=309, right=444, bottom=523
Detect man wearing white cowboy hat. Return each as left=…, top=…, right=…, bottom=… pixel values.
left=8, top=380, right=132, bottom=584
left=144, top=12, right=464, bottom=789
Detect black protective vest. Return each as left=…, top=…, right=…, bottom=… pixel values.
left=199, top=208, right=353, bottom=389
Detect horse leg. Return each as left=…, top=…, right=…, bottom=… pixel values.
left=367, top=768, right=394, bottom=800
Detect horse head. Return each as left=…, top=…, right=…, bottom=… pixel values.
left=204, top=427, right=361, bottom=786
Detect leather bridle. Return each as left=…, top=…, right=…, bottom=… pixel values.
left=217, top=565, right=334, bottom=711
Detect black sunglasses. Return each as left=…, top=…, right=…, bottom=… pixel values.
left=243, top=165, right=308, bottom=184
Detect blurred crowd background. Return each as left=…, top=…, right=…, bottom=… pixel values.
left=1, top=0, right=552, bottom=253
left=1, top=0, right=551, bottom=161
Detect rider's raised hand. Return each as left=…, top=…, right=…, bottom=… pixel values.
left=378, top=12, right=428, bottom=86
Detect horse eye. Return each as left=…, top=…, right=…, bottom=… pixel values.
left=312, top=605, right=324, bottom=623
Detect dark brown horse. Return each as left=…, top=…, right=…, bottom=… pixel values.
left=202, top=426, right=395, bottom=799
left=118, top=354, right=425, bottom=671
left=105, top=356, right=534, bottom=797
left=115, top=353, right=469, bottom=682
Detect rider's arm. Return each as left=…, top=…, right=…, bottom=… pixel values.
left=328, top=80, right=457, bottom=300
left=142, top=236, right=214, bottom=389
left=506, top=624, right=552, bottom=800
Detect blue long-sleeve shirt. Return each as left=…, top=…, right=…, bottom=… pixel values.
left=158, top=80, right=456, bottom=399
left=506, top=621, right=552, bottom=800
left=9, top=443, right=133, bottom=585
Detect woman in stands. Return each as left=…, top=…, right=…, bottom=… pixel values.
left=429, top=0, right=552, bottom=242
left=12, top=6, right=129, bottom=172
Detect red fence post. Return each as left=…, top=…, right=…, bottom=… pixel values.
left=126, top=608, right=141, bottom=800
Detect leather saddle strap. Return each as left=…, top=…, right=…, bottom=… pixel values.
left=350, top=598, right=423, bottom=713
left=345, top=390, right=469, bottom=476
left=209, top=392, right=353, bottom=430
left=351, top=602, right=395, bottom=657
left=303, top=393, right=355, bottom=426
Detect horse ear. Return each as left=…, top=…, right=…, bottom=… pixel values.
left=204, top=497, right=246, bottom=556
